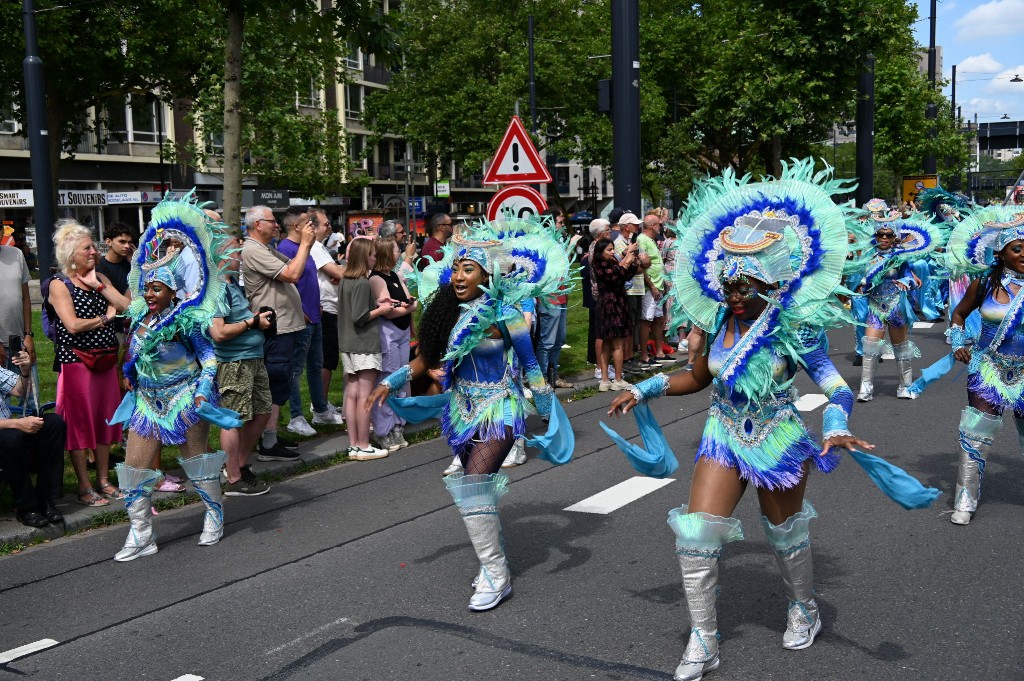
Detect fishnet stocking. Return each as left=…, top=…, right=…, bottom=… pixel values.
left=462, top=427, right=516, bottom=475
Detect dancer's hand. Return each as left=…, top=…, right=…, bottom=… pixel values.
left=366, top=384, right=389, bottom=411
left=607, top=391, right=637, bottom=417
left=953, top=347, right=971, bottom=364
left=822, top=434, right=874, bottom=457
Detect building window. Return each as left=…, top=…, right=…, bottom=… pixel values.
left=103, top=94, right=163, bottom=144
left=348, top=134, right=365, bottom=165
left=345, top=84, right=362, bottom=121
left=297, top=79, right=321, bottom=108
left=345, top=44, right=362, bottom=70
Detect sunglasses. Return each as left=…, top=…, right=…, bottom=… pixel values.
left=874, top=232, right=896, bottom=239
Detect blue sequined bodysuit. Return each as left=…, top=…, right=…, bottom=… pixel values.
left=696, top=316, right=855, bottom=490
left=863, top=250, right=916, bottom=330
left=967, top=278, right=1024, bottom=413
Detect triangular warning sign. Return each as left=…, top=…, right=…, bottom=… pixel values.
left=482, top=116, right=552, bottom=185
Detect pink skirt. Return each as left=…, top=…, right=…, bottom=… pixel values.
left=56, top=362, right=124, bottom=451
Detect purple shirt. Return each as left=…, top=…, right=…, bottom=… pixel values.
left=276, top=238, right=321, bottom=324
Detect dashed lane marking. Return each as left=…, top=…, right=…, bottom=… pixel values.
left=564, top=477, right=675, bottom=514
left=0, top=639, right=60, bottom=664
left=913, top=321, right=935, bottom=329
left=170, top=675, right=204, bottom=681
left=794, top=393, right=828, bottom=412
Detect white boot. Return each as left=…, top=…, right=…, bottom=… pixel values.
left=762, top=501, right=821, bottom=650
left=951, top=408, right=1000, bottom=525
left=894, top=341, right=919, bottom=399
left=668, top=507, right=744, bottom=681
left=114, top=465, right=161, bottom=562
left=179, top=451, right=228, bottom=546
left=857, top=337, right=883, bottom=402
left=445, top=473, right=513, bottom=611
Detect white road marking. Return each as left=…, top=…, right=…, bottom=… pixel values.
left=794, top=393, right=828, bottom=412
left=565, top=477, right=675, bottom=514
left=170, top=676, right=204, bottom=681
left=0, top=639, right=59, bottom=664
left=265, top=617, right=351, bottom=656
left=913, top=321, right=935, bottom=329
left=881, top=352, right=895, bottom=360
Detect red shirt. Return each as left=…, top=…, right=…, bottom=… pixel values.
left=417, top=237, right=444, bottom=271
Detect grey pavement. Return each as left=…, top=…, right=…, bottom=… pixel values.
left=2, top=324, right=1021, bottom=680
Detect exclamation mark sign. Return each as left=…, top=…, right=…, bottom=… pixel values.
left=511, top=142, right=520, bottom=172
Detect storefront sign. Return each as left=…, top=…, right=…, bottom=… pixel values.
left=58, top=190, right=107, bottom=207
left=0, top=190, right=34, bottom=208
left=435, top=180, right=451, bottom=198
left=107, top=191, right=142, bottom=205
left=255, top=189, right=289, bottom=209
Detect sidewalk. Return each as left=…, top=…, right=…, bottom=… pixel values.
left=0, top=354, right=686, bottom=549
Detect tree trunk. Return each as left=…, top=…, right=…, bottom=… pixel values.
left=222, top=1, right=244, bottom=228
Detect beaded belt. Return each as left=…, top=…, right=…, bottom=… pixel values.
left=708, top=390, right=797, bottom=447
left=975, top=349, right=1024, bottom=387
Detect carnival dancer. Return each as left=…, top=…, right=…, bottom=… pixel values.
left=112, top=194, right=232, bottom=561
left=367, top=218, right=575, bottom=612
left=941, top=206, right=1024, bottom=525
left=854, top=213, right=942, bottom=401
left=608, top=160, right=874, bottom=681
left=917, top=187, right=978, bottom=340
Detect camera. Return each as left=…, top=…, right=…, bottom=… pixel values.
left=258, top=306, right=277, bottom=337
left=8, top=335, right=21, bottom=356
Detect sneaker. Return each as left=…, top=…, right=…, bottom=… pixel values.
left=224, top=468, right=270, bottom=496
left=286, top=416, right=317, bottom=437
left=594, top=367, right=602, bottom=380
left=348, top=446, right=389, bottom=461
left=677, top=340, right=689, bottom=352
left=640, top=358, right=660, bottom=368
left=393, top=427, right=410, bottom=449
left=554, top=378, right=575, bottom=389
left=256, top=443, right=300, bottom=462
left=684, top=363, right=694, bottom=371
left=654, top=355, right=675, bottom=364
left=561, top=344, right=571, bottom=349
left=610, top=380, right=632, bottom=391
left=312, top=409, right=344, bottom=425
left=599, top=380, right=611, bottom=392
left=443, top=458, right=464, bottom=476
left=376, top=432, right=402, bottom=452
left=277, top=439, right=300, bottom=450
left=607, top=367, right=616, bottom=380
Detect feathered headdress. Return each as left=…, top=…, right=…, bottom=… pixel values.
left=946, top=206, right=1024, bottom=278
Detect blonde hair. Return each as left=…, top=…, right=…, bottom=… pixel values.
left=343, top=237, right=374, bottom=279
left=53, top=221, right=93, bottom=273
left=374, top=238, right=398, bottom=272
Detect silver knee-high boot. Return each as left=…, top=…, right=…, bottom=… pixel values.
left=667, top=506, right=744, bottom=681
left=762, top=501, right=821, bottom=650
left=179, top=451, right=228, bottom=545
left=858, top=337, right=883, bottom=402
left=952, top=408, right=1001, bottom=525
left=114, top=464, right=162, bottom=562
left=444, top=473, right=513, bottom=611
left=894, top=341, right=919, bottom=399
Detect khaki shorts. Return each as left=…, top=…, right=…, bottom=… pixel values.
left=217, top=358, right=272, bottom=422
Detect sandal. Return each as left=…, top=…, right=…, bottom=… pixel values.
left=156, top=479, right=185, bottom=493
left=163, top=473, right=183, bottom=484
left=97, top=482, right=125, bottom=500
left=77, top=489, right=110, bottom=507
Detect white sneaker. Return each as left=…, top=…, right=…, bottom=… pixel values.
left=677, top=340, right=689, bottom=352
left=311, top=409, right=344, bottom=425
left=349, top=446, right=388, bottom=461
left=561, top=344, right=571, bottom=349
left=607, top=367, right=616, bottom=380
left=594, top=368, right=602, bottom=380
left=599, top=381, right=611, bottom=392
left=287, top=416, right=317, bottom=437
left=443, top=458, right=463, bottom=476
left=310, top=402, right=344, bottom=421
left=610, top=380, right=632, bottom=391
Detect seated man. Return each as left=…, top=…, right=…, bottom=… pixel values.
left=0, top=348, right=66, bottom=528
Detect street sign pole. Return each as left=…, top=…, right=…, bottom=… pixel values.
left=22, top=0, right=55, bottom=277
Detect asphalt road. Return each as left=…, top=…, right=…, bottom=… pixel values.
left=1, top=322, right=1022, bottom=681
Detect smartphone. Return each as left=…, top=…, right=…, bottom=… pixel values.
left=8, top=335, right=21, bottom=355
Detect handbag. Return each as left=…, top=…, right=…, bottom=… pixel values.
left=72, top=346, right=120, bottom=373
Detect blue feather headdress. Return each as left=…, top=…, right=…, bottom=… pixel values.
left=946, top=206, right=1024, bottom=277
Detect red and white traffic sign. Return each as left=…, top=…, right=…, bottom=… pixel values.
left=486, top=185, right=549, bottom=222
left=482, top=116, right=552, bottom=185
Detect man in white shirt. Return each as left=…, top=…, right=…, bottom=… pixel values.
left=309, top=208, right=347, bottom=417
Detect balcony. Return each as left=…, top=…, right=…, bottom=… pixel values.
left=362, top=64, right=392, bottom=86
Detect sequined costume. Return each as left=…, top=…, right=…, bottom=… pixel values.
left=383, top=215, right=576, bottom=612
left=861, top=250, right=916, bottom=330
left=939, top=206, right=1024, bottom=524
left=111, top=193, right=232, bottom=561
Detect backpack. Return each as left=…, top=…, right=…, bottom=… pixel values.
left=40, top=273, right=69, bottom=343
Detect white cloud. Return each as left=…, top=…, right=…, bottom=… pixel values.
left=965, top=97, right=1009, bottom=116
left=958, top=53, right=1004, bottom=73
left=954, top=0, right=1024, bottom=41
left=988, top=67, right=1024, bottom=93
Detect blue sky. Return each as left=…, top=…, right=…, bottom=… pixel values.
left=912, top=0, right=1024, bottom=124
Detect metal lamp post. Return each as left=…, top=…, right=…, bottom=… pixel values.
left=22, top=0, right=56, bottom=277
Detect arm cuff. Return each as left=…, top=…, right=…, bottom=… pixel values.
left=382, top=364, right=412, bottom=393
left=822, top=404, right=852, bottom=440
left=946, top=324, right=966, bottom=351
left=628, top=373, right=671, bottom=405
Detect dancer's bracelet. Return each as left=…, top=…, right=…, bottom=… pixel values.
left=822, top=404, right=852, bottom=441
left=382, top=364, right=411, bottom=393
left=628, top=373, right=671, bottom=405
left=946, top=324, right=966, bottom=351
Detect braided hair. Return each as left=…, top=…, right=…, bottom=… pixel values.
left=417, top=284, right=464, bottom=368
